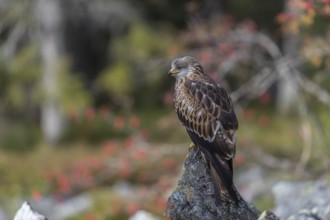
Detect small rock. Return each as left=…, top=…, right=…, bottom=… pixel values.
left=165, top=147, right=261, bottom=220
left=14, top=202, right=46, bottom=220
left=128, top=210, right=161, bottom=220
left=272, top=179, right=330, bottom=220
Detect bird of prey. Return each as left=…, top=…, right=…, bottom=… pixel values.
left=168, top=56, right=240, bottom=204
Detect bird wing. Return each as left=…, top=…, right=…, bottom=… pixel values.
left=176, top=79, right=238, bottom=143
left=176, top=79, right=241, bottom=203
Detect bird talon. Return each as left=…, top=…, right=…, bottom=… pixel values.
left=189, top=142, right=196, bottom=149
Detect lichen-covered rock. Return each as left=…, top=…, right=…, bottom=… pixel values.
left=165, top=146, right=263, bottom=220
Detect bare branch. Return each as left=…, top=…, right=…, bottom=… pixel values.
left=295, top=121, right=313, bottom=175
left=293, top=69, right=330, bottom=107
left=230, top=67, right=276, bottom=102
left=0, top=24, right=25, bottom=62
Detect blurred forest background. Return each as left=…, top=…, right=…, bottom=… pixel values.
left=0, top=0, right=330, bottom=219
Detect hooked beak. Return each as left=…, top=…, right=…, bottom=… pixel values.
left=168, top=67, right=179, bottom=77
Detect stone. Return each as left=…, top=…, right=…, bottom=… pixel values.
left=165, top=146, right=265, bottom=220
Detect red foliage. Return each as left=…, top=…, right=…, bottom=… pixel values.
left=113, top=116, right=125, bottom=131
left=84, top=213, right=96, bottom=220
left=85, top=108, right=95, bottom=121
left=156, top=197, right=167, bottom=210
left=258, top=115, right=270, bottom=127
left=43, top=172, right=54, bottom=183
left=89, top=158, right=104, bottom=171
left=129, top=116, right=141, bottom=129
left=276, top=12, right=291, bottom=23
left=158, top=177, right=171, bottom=191
left=208, top=71, right=217, bottom=80
left=161, top=157, right=177, bottom=170
left=228, top=51, right=237, bottom=60
left=137, top=171, right=150, bottom=182
left=102, top=141, right=118, bottom=156
left=127, top=203, right=140, bottom=216
left=70, top=171, right=82, bottom=186
left=218, top=42, right=234, bottom=55
left=68, top=109, right=78, bottom=121
left=259, top=91, right=271, bottom=104
left=242, top=108, right=255, bottom=121
left=163, top=91, right=174, bottom=106
left=99, top=106, right=110, bottom=119
left=134, top=148, right=148, bottom=160
left=119, top=159, right=131, bottom=177
left=140, top=129, right=150, bottom=140
left=124, top=136, right=135, bottom=149
left=31, top=189, right=42, bottom=201
left=111, top=202, right=124, bottom=216
left=233, top=152, right=246, bottom=167
left=167, top=45, right=179, bottom=56
left=304, top=1, right=314, bottom=10
left=56, top=174, right=71, bottom=193
left=242, top=19, right=257, bottom=32
left=199, top=49, right=213, bottom=65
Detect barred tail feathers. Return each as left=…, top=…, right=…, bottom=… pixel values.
left=200, top=147, right=240, bottom=204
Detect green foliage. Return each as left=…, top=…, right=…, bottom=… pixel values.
left=63, top=117, right=124, bottom=144
left=0, top=123, right=40, bottom=152
left=62, top=108, right=143, bottom=144
left=237, top=108, right=302, bottom=158
left=2, top=44, right=41, bottom=110
left=56, top=60, right=92, bottom=114
left=97, top=61, right=133, bottom=96
left=128, top=0, right=188, bottom=28
left=312, top=109, right=330, bottom=161
left=0, top=46, right=91, bottom=115
left=0, top=0, right=34, bottom=26
left=99, top=21, right=174, bottom=106
left=97, top=22, right=175, bottom=107
left=226, top=0, right=282, bottom=29
left=112, top=22, right=174, bottom=60
left=254, top=194, right=275, bottom=212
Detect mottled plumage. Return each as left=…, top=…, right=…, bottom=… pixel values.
left=168, top=56, right=239, bottom=204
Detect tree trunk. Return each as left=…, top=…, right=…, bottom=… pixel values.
left=276, top=1, right=300, bottom=114
left=36, top=0, right=64, bottom=144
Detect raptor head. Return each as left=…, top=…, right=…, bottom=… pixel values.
left=168, top=56, right=203, bottom=79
